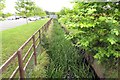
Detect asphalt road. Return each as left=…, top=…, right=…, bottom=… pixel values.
left=0, top=18, right=33, bottom=31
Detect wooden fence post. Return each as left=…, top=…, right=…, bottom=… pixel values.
left=17, top=50, right=24, bottom=79
left=48, top=20, right=50, bottom=28
left=45, top=24, right=47, bottom=32
left=39, top=30, right=41, bottom=44
left=33, top=35, right=37, bottom=65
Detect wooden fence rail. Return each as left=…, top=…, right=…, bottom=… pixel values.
left=0, top=18, right=52, bottom=79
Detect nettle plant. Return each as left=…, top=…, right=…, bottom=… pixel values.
left=58, top=2, right=120, bottom=63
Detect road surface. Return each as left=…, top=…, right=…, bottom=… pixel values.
left=0, top=18, right=33, bottom=31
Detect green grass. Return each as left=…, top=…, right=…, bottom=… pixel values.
left=30, top=50, right=49, bottom=78
left=1, top=19, right=49, bottom=64
left=0, top=19, right=49, bottom=78
left=24, top=42, right=50, bottom=78
left=42, top=19, right=94, bottom=78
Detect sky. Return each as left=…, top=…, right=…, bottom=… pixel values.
left=3, top=0, right=73, bottom=14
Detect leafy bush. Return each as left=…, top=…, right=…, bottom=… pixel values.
left=58, top=2, right=120, bottom=63
left=58, top=2, right=120, bottom=78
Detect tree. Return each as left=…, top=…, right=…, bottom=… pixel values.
left=0, top=12, right=3, bottom=17
left=15, top=0, right=36, bottom=17
left=0, top=0, right=5, bottom=11
left=15, top=0, right=36, bottom=23
left=0, top=0, right=5, bottom=17
left=34, top=6, right=46, bottom=16
left=45, top=11, right=55, bottom=15
left=4, top=13, right=12, bottom=18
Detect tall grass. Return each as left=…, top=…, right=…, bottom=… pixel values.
left=42, top=19, right=94, bottom=78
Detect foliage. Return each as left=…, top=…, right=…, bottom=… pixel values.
left=0, top=0, right=5, bottom=11
left=0, top=13, right=12, bottom=20
left=45, top=11, right=55, bottom=15
left=0, top=11, right=3, bottom=17
left=15, top=0, right=46, bottom=17
left=34, top=6, right=46, bottom=16
left=58, top=1, right=120, bottom=68
left=15, top=0, right=36, bottom=17
left=3, top=13, right=12, bottom=18
left=0, top=0, right=5, bottom=17
left=5, top=13, right=12, bottom=17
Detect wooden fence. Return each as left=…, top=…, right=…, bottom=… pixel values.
left=0, top=18, right=52, bottom=79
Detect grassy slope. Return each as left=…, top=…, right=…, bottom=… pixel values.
left=42, top=20, right=94, bottom=78
left=1, top=19, right=49, bottom=64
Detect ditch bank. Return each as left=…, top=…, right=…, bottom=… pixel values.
left=41, top=19, right=96, bottom=79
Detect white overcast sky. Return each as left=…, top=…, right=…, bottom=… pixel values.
left=3, top=0, right=73, bottom=14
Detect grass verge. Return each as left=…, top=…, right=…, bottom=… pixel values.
left=1, top=19, right=49, bottom=64
left=1, top=18, right=49, bottom=78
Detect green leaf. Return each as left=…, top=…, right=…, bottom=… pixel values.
left=99, top=16, right=106, bottom=21
left=107, top=37, right=116, bottom=44
left=111, top=29, right=119, bottom=36
left=87, top=8, right=96, bottom=14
